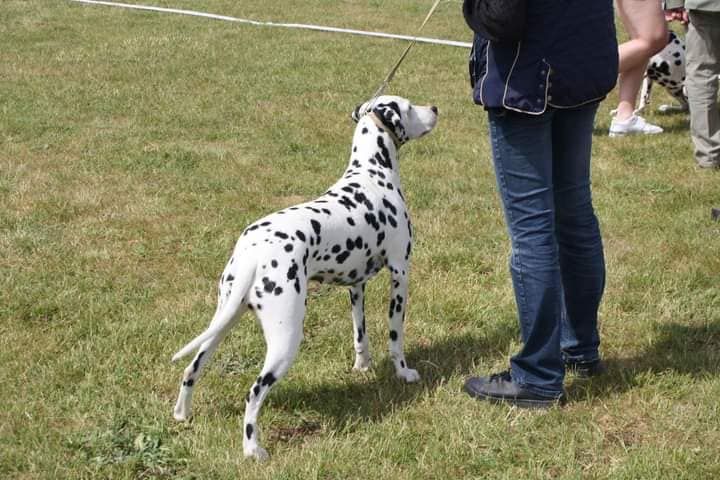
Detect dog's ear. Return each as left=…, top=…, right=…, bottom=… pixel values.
left=351, top=104, right=363, bottom=123
left=372, top=102, right=407, bottom=144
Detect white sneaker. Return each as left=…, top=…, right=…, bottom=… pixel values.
left=609, top=114, right=663, bottom=137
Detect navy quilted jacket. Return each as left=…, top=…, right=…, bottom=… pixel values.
left=469, top=0, right=619, bottom=114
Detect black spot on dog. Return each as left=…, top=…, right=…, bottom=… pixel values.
left=246, top=424, right=254, bottom=439
left=261, top=372, right=277, bottom=386
left=382, top=198, right=398, bottom=215
left=295, top=230, right=306, bottom=242
left=285, top=244, right=294, bottom=252
left=332, top=244, right=341, bottom=253
left=183, top=379, right=195, bottom=387
left=271, top=260, right=278, bottom=268
left=390, top=330, right=398, bottom=341
left=336, top=251, right=350, bottom=263
left=253, top=385, right=260, bottom=396
left=275, top=232, right=288, bottom=239
left=274, top=286, right=283, bottom=295
left=226, top=273, right=235, bottom=282
left=262, top=277, right=277, bottom=293
left=365, top=212, right=380, bottom=230
left=656, top=61, right=671, bottom=77
left=339, top=196, right=357, bottom=211
left=388, top=216, right=397, bottom=228
left=287, top=262, right=298, bottom=280
left=192, top=351, right=205, bottom=372
left=377, top=231, right=386, bottom=246
left=354, top=191, right=372, bottom=209
left=347, top=217, right=355, bottom=226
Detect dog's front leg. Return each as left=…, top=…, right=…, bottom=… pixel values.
left=386, top=263, right=420, bottom=383
left=349, top=283, right=371, bottom=371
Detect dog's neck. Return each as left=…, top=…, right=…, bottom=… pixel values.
left=367, top=112, right=402, bottom=149
left=344, top=115, right=403, bottom=186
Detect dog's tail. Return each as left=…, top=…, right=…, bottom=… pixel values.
left=171, top=261, right=255, bottom=362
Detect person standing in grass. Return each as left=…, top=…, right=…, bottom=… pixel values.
left=462, top=0, right=617, bottom=408
left=608, top=0, right=668, bottom=137
left=664, top=0, right=720, bottom=168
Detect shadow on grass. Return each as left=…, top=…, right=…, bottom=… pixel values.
left=252, top=320, right=517, bottom=433
left=568, top=321, right=720, bottom=399
left=209, top=319, right=719, bottom=443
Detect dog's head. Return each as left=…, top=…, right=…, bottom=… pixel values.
left=351, top=95, right=438, bottom=146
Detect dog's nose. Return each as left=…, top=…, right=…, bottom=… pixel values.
left=431, top=106, right=438, bottom=114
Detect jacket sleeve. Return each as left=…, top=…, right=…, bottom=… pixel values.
left=663, top=0, right=685, bottom=9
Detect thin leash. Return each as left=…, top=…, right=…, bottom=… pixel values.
left=366, top=0, right=443, bottom=111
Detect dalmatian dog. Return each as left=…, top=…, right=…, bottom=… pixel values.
left=639, top=30, right=688, bottom=114
left=171, top=95, right=438, bottom=461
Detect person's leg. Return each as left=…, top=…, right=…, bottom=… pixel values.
left=551, top=103, right=605, bottom=365
left=486, top=109, right=565, bottom=398
left=612, top=0, right=667, bottom=132
left=685, top=11, right=720, bottom=168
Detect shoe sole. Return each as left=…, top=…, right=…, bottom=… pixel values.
left=609, top=130, right=663, bottom=137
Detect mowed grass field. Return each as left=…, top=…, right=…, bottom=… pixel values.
left=2, top=1, right=720, bottom=478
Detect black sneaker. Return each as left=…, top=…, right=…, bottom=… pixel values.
left=564, top=359, right=606, bottom=379
left=464, top=371, right=566, bottom=409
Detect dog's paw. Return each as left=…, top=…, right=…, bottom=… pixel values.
left=352, top=354, right=372, bottom=371
left=658, top=103, right=689, bottom=114
left=397, top=368, right=421, bottom=383
left=173, top=404, right=191, bottom=422
left=173, top=410, right=190, bottom=422
left=244, top=445, right=270, bottom=462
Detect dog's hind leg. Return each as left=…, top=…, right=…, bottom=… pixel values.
left=349, top=283, right=371, bottom=371
left=173, top=314, right=244, bottom=421
left=173, top=267, right=252, bottom=421
left=386, top=262, right=420, bottom=383
left=242, top=294, right=306, bottom=461
left=173, top=302, right=247, bottom=422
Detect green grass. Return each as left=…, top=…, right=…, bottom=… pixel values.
left=2, top=1, right=720, bottom=478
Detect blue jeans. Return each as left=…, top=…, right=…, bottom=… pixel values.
left=487, top=103, right=605, bottom=397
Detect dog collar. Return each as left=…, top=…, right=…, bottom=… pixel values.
left=367, top=111, right=402, bottom=149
